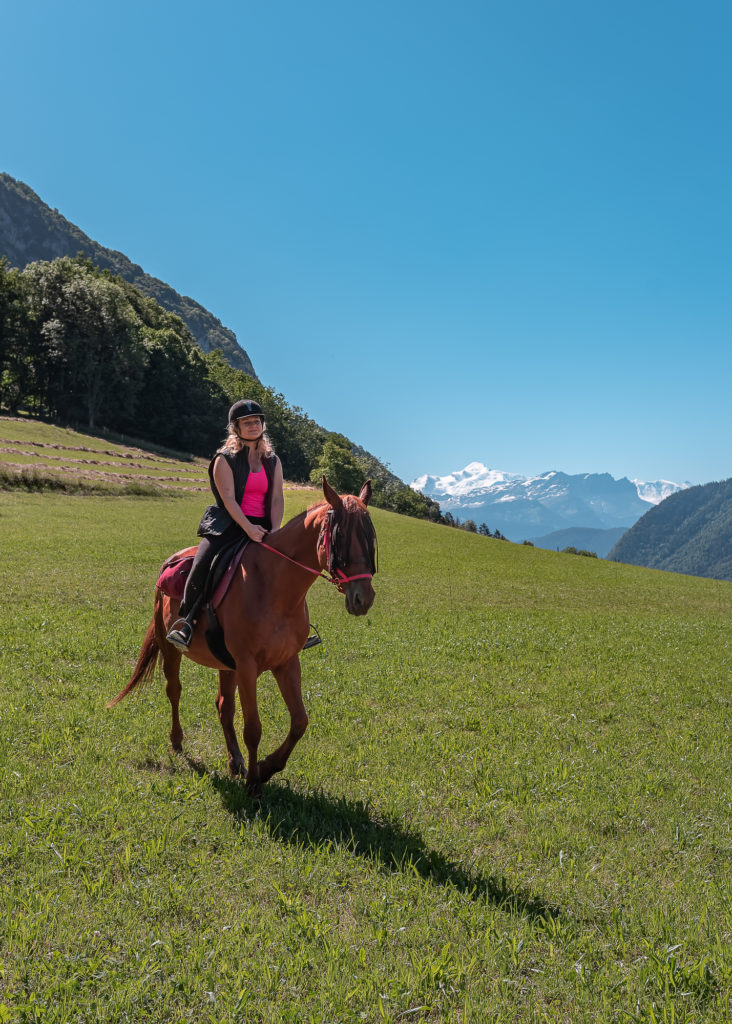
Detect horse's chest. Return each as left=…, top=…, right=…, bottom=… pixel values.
left=232, top=605, right=308, bottom=671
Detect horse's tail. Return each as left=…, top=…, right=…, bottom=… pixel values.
left=107, top=617, right=160, bottom=708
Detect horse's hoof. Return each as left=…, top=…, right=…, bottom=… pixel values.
left=256, top=760, right=276, bottom=786
left=245, top=770, right=262, bottom=798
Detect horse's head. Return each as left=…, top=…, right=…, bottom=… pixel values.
left=320, top=476, right=377, bottom=616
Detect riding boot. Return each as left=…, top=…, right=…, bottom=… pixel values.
left=166, top=594, right=203, bottom=651
left=165, top=544, right=211, bottom=650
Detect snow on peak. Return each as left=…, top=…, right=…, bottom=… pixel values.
left=410, top=462, right=525, bottom=499
left=633, top=479, right=691, bottom=505
left=412, top=462, right=689, bottom=508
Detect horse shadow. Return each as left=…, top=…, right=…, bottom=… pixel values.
left=186, top=757, right=562, bottom=924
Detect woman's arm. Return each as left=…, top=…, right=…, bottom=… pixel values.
left=269, top=457, right=285, bottom=531
left=212, top=456, right=267, bottom=542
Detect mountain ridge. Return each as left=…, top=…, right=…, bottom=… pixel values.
left=0, top=172, right=256, bottom=376
left=608, top=477, right=732, bottom=580
left=411, top=462, right=690, bottom=541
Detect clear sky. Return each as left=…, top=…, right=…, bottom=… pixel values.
left=3, top=0, right=730, bottom=486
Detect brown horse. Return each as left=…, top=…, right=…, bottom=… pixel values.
left=108, top=477, right=377, bottom=794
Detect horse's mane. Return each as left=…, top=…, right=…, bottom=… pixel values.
left=303, top=495, right=367, bottom=526
left=271, top=501, right=326, bottom=537
left=304, top=500, right=328, bottom=529
left=273, top=496, right=368, bottom=538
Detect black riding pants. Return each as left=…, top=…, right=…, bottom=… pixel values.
left=179, top=516, right=266, bottom=619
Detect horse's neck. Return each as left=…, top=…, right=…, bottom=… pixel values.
left=258, top=509, right=324, bottom=602
left=270, top=510, right=322, bottom=566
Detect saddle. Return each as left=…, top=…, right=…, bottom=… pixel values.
left=157, top=539, right=248, bottom=609
left=157, top=539, right=322, bottom=666
left=157, top=538, right=249, bottom=668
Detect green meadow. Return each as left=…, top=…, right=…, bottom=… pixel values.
left=1, top=434, right=731, bottom=1021
left=0, top=417, right=209, bottom=494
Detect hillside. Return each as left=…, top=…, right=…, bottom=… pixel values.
left=0, top=415, right=440, bottom=531
left=0, top=415, right=209, bottom=495
left=0, top=172, right=256, bottom=376
left=608, top=477, right=732, bottom=580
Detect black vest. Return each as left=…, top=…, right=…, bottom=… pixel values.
left=197, top=449, right=277, bottom=537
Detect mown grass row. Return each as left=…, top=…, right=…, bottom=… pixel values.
left=0, top=416, right=209, bottom=495
left=1, top=486, right=730, bottom=1022
left=0, top=416, right=201, bottom=460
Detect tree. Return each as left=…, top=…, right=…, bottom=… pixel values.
left=0, top=259, right=35, bottom=412
left=22, top=258, right=144, bottom=427
left=309, top=439, right=366, bottom=494
left=136, top=330, right=226, bottom=454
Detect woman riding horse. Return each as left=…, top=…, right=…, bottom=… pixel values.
left=166, top=399, right=284, bottom=650
left=110, top=473, right=376, bottom=791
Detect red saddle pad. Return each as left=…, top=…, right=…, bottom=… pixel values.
left=156, top=544, right=248, bottom=609
left=156, top=547, right=197, bottom=601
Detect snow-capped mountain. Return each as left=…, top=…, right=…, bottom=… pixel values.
left=410, top=463, right=690, bottom=541
left=632, top=479, right=688, bottom=505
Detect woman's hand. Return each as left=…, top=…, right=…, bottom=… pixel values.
left=246, top=523, right=267, bottom=543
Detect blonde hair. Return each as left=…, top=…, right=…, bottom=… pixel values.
left=218, top=420, right=275, bottom=459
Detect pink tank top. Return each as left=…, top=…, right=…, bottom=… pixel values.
left=240, top=465, right=268, bottom=518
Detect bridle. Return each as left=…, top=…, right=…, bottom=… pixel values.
left=260, top=504, right=377, bottom=593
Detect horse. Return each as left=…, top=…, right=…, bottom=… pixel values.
left=108, top=477, right=377, bottom=794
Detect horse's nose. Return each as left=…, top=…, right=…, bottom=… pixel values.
left=346, top=581, right=374, bottom=616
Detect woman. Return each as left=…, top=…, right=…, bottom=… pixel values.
left=166, top=398, right=284, bottom=651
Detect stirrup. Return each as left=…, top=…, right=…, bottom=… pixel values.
left=302, top=625, right=322, bottom=651
left=166, top=618, right=193, bottom=651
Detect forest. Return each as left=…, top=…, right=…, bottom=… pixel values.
left=609, top=477, right=732, bottom=581
left=0, top=255, right=441, bottom=521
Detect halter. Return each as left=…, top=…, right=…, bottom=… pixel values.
left=260, top=503, right=377, bottom=593
left=320, top=507, right=377, bottom=590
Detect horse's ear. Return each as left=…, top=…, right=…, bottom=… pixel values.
left=322, top=475, right=343, bottom=511
left=358, top=479, right=372, bottom=507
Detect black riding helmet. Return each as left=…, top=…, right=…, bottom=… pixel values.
left=228, top=399, right=264, bottom=424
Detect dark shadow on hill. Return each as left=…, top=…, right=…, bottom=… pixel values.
left=186, top=756, right=562, bottom=924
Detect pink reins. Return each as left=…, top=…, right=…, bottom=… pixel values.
left=259, top=502, right=375, bottom=593
left=259, top=541, right=372, bottom=592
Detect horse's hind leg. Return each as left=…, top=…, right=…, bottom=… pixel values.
left=216, top=670, right=247, bottom=777
left=161, top=647, right=185, bottom=752
left=155, top=594, right=186, bottom=752
left=257, top=656, right=308, bottom=786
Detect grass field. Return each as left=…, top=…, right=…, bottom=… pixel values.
left=1, top=425, right=731, bottom=1022
left=0, top=416, right=209, bottom=494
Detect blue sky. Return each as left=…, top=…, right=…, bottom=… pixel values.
left=3, top=0, right=731, bottom=485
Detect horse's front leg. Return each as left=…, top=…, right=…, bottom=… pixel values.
left=216, top=669, right=247, bottom=777
left=257, top=656, right=308, bottom=787
left=233, top=663, right=262, bottom=793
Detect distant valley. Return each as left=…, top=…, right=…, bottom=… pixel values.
left=411, top=462, right=689, bottom=548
